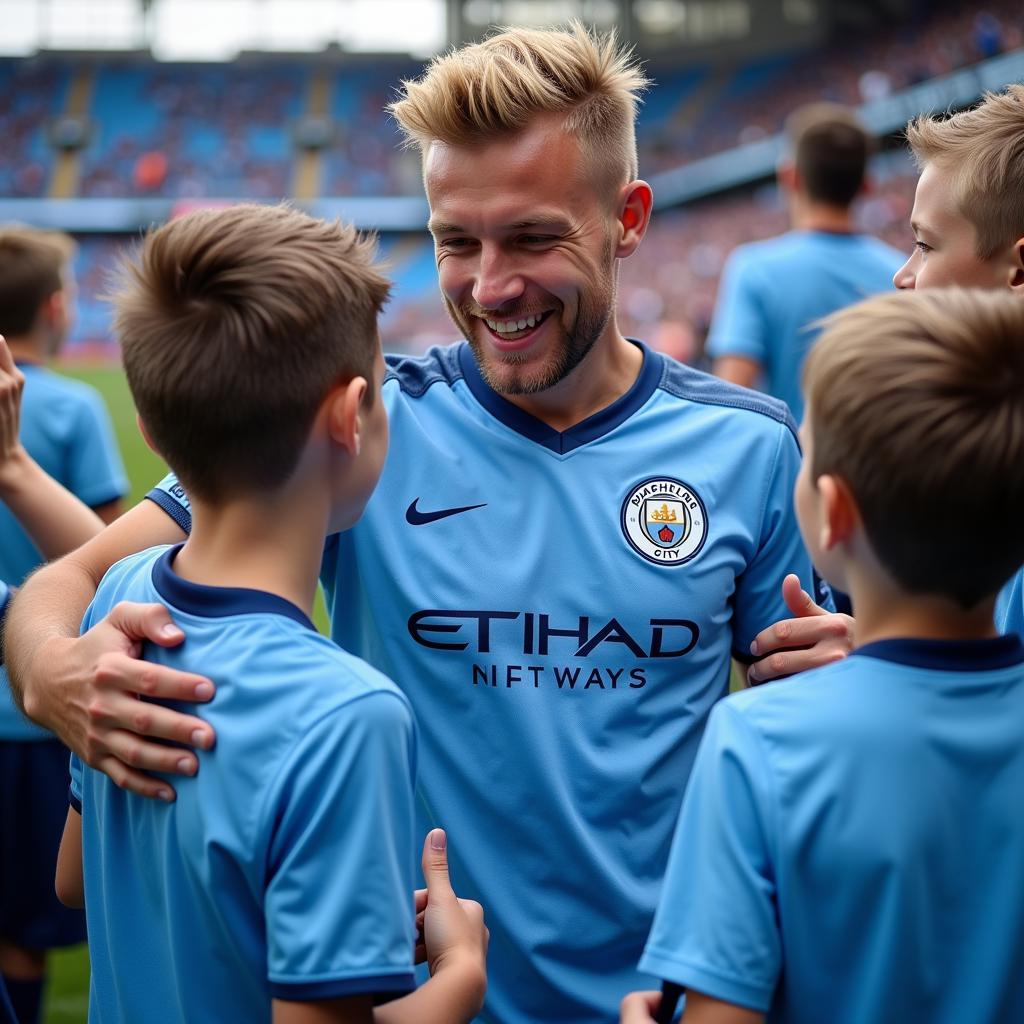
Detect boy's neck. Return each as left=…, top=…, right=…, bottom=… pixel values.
left=4, top=335, right=44, bottom=364
left=848, top=570, right=999, bottom=647
left=171, top=486, right=330, bottom=620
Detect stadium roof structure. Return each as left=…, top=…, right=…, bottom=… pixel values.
left=2, top=0, right=922, bottom=62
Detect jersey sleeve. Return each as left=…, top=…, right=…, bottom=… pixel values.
left=639, top=699, right=780, bottom=1012
left=264, top=690, right=417, bottom=1000
left=69, top=751, right=84, bottom=812
left=705, top=249, right=768, bottom=365
left=730, top=422, right=832, bottom=659
left=67, top=389, right=129, bottom=507
left=145, top=473, right=193, bottom=535
left=996, top=568, right=1024, bottom=639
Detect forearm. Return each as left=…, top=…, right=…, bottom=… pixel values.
left=711, top=355, right=761, bottom=390
left=5, top=554, right=103, bottom=722
left=0, top=446, right=103, bottom=558
left=375, top=962, right=486, bottom=1024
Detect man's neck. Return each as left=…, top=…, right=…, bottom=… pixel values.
left=790, top=198, right=855, bottom=235
left=501, top=325, right=644, bottom=433
left=171, top=486, right=330, bottom=620
left=4, top=335, right=44, bottom=365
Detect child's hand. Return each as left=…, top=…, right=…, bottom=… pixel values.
left=620, top=990, right=661, bottom=1022
left=413, top=829, right=488, bottom=1000
left=0, top=335, right=26, bottom=471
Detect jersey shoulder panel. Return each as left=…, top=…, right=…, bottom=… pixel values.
left=384, top=343, right=465, bottom=399
left=656, top=358, right=798, bottom=439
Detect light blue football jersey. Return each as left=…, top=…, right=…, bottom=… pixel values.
left=148, top=340, right=827, bottom=1024
left=70, top=544, right=418, bottom=1024
left=996, top=568, right=1024, bottom=639
left=0, top=364, right=127, bottom=740
left=641, top=636, right=1024, bottom=1023
left=706, top=230, right=904, bottom=422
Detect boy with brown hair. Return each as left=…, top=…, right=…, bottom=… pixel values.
left=623, top=288, right=1024, bottom=1023
left=893, top=84, right=1024, bottom=639
left=54, top=203, right=488, bottom=1024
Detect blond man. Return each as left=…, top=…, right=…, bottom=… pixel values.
left=624, top=289, right=1024, bottom=1024
left=7, top=26, right=851, bottom=1023
left=892, top=85, right=1024, bottom=641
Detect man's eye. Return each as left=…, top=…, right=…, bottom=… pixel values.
left=440, top=238, right=473, bottom=249
left=519, top=235, right=556, bottom=245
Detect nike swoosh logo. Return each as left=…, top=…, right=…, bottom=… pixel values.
left=405, top=498, right=487, bottom=525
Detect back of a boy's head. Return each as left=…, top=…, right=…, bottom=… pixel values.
left=114, top=204, right=390, bottom=503
left=784, top=102, right=872, bottom=208
left=0, top=227, right=74, bottom=337
left=906, top=85, right=1024, bottom=260
left=804, top=288, right=1024, bottom=608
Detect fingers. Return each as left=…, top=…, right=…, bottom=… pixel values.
left=0, top=334, right=19, bottom=377
left=749, top=611, right=854, bottom=659
left=747, top=630, right=851, bottom=684
left=414, top=887, right=428, bottom=914
left=421, top=828, right=455, bottom=901
left=108, top=601, right=186, bottom=647
left=94, top=753, right=176, bottom=803
left=619, top=990, right=662, bottom=1023
left=94, top=648, right=215, bottom=708
left=781, top=572, right=827, bottom=618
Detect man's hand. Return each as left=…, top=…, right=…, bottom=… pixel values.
left=620, top=990, right=661, bottom=1023
left=22, top=601, right=216, bottom=801
left=0, top=334, right=26, bottom=475
left=746, top=573, right=854, bottom=684
left=413, top=829, right=487, bottom=1007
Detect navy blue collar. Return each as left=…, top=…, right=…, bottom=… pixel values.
left=152, top=544, right=316, bottom=632
left=457, top=339, right=663, bottom=454
left=854, top=634, right=1024, bottom=672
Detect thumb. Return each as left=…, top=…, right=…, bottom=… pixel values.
left=0, top=335, right=14, bottom=376
left=107, top=602, right=185, bottom=647
left=782, top=573, right=826, bottom=619
left=421, top=828, right=455, bottom=902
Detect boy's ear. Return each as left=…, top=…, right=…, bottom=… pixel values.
left=776, top=161, right=799, bottom=194
left=326, top=376, right=368, bottom=457
left=817, top=473, right=859, bottom=551
left=1008, top=237, right=1024, bottom=294
left=135, top=413, right=162, bottom=458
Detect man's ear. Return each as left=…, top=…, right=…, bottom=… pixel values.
left=1008, top=237, right=1024, bottom=294
left=817, top=473, right=859, bottom=551
left=326, top=376, right=368, bottom=458
left=614, top=180, right=653, bottom=259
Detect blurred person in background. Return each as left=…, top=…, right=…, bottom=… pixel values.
left=708, top=103, right=904, bottom=424
left=0, top=228, right=127, bottom=1024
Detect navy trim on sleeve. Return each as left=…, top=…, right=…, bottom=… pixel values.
left=68, top=788, right=82, bottom=814
left=385, top=343, right=464, bottom=398
left=854, top=634, right=1024, bottom=671
left=145, top=488, right=193, bottom=535
left=268, top=971, right=416, bottom=1001
left=457, top=340, right=663, bottom=454
left=152, top=545, right=317, bottom=631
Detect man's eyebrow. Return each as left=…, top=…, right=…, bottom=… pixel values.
left=507, top=218, right=569, bottom=230
left=427, top=220, right=462, bottom=235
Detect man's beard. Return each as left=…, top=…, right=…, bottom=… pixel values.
left=446, top=268, right=616, bottom=397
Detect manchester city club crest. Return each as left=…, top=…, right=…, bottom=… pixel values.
left=621, top=477, right=708, bottom=565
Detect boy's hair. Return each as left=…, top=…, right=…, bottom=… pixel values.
left=113, top=204, right=390, bottom=503
left=389, top=21, right=649, bottom=197
left=784, top=102, right=872, bottom=208
left=0, top=227, right=75, bottom=337
left=906, top=85, right=1024, bottom=259
left=804, top=289, right=1024, bottom=608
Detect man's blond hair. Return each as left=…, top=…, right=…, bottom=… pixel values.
left=389, top=21, right=648, bottom=194
left=804, top=289, right=1024, bottom=608
left=906, top=84, right=1024, bottom=259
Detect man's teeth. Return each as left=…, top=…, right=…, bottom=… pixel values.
left=485, top=313, right=543, bottom=334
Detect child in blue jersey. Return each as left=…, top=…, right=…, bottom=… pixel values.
left=623, top=288, right=1024, bottom=1024
left=0, top=227, right=126, bottom=1024
left=891, top=85, right=1024, bottom=641
left=53, top=204, right=488, bottom=1024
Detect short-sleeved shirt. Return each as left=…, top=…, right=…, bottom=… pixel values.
left=706, top=230, right=904, bottom=422
left=997, top=568, right=1024, bottom=639
left=0, top=364, right=127, bottom=740
left=70, top=544, right=418, bottom=1024
left=148, top=340, right=828, bottom=1024
left=641, top=636, right=1024, bottom=1023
